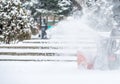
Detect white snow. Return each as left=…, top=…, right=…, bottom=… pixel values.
left=0, top=61, right=120, bottom=84
left=0, top=0, right=120, bottom=83
left=1, top=33, right=120, bottom=84
left=0, top=55, right=76, bottom=61
left=0, top=30, right=120, bottom=84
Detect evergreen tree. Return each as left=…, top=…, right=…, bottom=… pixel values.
left=58, top=0, right=73, bottom=16
left=0, top=0, right=33, bottom=44
left=23, top=0, right=73, bottom=20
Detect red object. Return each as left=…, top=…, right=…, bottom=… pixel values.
left=77, top=51, right=87, bottom=66
left=87, top=63, right=93, bottom=69
left=77, top=51, right=94, bottom=69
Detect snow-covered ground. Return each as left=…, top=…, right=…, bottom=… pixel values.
left=0, top=55, right=76, bottom=61
left=0, top=16, right=119, bottom=84
left=0, top=28, right=120, bottom=84
left=0, top=23, right=120, bottom=84
left=0, top=61, right=120, bottom=84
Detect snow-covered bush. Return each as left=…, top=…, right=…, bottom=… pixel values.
left=0, top=0, right=33, bottom=44
left=30, top=22, right=39, bottom=35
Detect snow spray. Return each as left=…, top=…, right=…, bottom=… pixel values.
left=47, top=0, right=120, bottom=70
